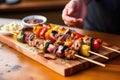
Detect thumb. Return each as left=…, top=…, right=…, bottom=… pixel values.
left=67, top=8, right=74, bottom=15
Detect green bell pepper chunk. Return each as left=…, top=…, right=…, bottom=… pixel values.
left=43, top=40, right=52, bottom=53
left=17, top=31, right=24, bottom=43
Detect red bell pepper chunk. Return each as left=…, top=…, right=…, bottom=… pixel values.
left=38, top=27, right=48, bottom=38
left=74, top=33, right=83, bottom=40
left=49, top=32, right=56, bottom=43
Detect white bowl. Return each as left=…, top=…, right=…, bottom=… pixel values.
left=21, top=15, right=47, bottom=27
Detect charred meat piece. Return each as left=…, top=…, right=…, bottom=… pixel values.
left=35, top=39, right=45, bottom=50
left=65, top=49, right=77, bottom=60
left=71, top=39, right=82, bottom=51
left=82, top=35, right=93, bottom=45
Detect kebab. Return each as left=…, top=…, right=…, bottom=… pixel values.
left=37, top=24, right=108, bottom=59
left=13, top=24, right=109, bottom=67
left=31, top=25, right=102, bottom=57
left=15, top=30, right=105, bottom=67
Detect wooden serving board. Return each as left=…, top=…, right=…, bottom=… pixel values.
left=0, top=34, right=120, bottom=76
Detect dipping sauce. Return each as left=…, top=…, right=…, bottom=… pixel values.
left=25, top=19, right=43, bottom=24
left=21, top=15, right=47, bottom=27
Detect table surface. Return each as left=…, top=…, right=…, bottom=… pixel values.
left=0, top=18, right=120, bottom=80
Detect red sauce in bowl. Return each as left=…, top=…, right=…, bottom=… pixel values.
left=25, top=19, right=43, bottom=24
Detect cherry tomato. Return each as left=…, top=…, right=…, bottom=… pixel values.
left=93, top=38, right=102, bottom=51
left=74, top=33, right=83, bottom=40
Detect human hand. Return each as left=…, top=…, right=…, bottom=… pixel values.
left=62, top=0, right=87, bottom=27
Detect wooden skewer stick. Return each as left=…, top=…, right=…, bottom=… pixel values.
left=102, top=45, right=120, bottom=54
left=75, top=54, right=106, bottom=67
left=89, top=51, right=109, bottom=59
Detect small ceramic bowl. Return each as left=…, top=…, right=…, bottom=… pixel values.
left=21, top=15, right=47, bottom=27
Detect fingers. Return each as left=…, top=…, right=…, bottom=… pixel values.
left=62, top=8, right=84, bottom=27
left=61, top=0, right=86, bottom=27
left=62, top=8, right=78, bottom=22
left=64, top=18, right=83, bottom=27
left=62, top=14, right=77, bottom=22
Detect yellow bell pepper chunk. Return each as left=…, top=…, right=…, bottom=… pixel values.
left=80, top=44, right=90, bottom=57
left=13, top=31, right=19, bottom=40
left=45, top=30, right=52, bottom=39
left=33, top=26, right=43, bottom=34
left=58, top=27, right=66, bottom=34
left=52, top=26, right=59, bottom=31
left=49, top=24, right=55, bottom=29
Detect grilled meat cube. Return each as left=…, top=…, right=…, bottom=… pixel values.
left=35, top=39, right=45, bottom=50
left=82, top=35, right=93, bottom=45
left=71, top=39, right=82, bottom=51
left=27, top=34, right=36, bottom=46
left=65, top=49, right=77, bottom=59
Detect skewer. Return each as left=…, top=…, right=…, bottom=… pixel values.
left=89, top=51, right=109, bottom=59
left=102, top=45, right=120, bottom=54
left=20, top=25, right=107, bottom=67
left=75, top=54, right=105, bottom=67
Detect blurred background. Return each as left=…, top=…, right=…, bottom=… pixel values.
left=0, top=0, right=69, bottom=25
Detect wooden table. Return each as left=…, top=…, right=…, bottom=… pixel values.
left=0, top=18, right=120, bottom=80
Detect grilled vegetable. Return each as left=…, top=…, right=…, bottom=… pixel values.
left=74, top=32, right=83, bottom=40
left=48, top=30, right=57, bottom=42
left=33, top=25, right=43, bottom=34
left=13, top=31, right=19, bottom=40
left=56, top=45, right=65, bottom=58
left=80, top=44, right=90, bottom=57
left=24, top=31, right=31, bottom=43
left=43, top=40, right=52, bottom=53
left=17, top=31, right=25, bottom=43
left=47, top=44, right=57, bottom=53
left=37, top=27, right=48, bottom=38
left=92, top=38, right=102, bottom=51
left=64, top=40, right=73, bottom=47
